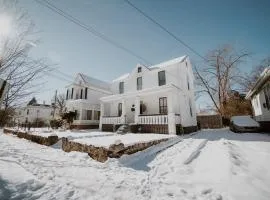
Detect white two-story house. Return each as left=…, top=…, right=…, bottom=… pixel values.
left=100, top=56, right=197, bottom=134
left=65, top=73, right=111, bottom=129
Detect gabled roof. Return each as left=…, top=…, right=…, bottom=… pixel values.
left=112, top=55, right=188, bottom=82
left=78, top=73, right=111, bottom=91
left=246, top=67, right=270, bottom=99
left=112, top=73, right=130, bottom=82
left=148, top=55, right=187, bottom=70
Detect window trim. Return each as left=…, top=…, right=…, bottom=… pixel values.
left=159, top=97, right=167, bottom=114
left=137, top=77, right=142, bottom=90
left=158, top=71, right=166, bottom=86
left=118, top=103, right=122, bottom=117
left=80, top=89, right=83, bottom=99
left=85, top=88, right=88, bottom=99
left=71, top=88, right=74, bottom=99
left=119, top=82, right=124, bottom=94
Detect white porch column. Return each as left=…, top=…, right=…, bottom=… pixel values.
left=135, top=96, right=140, bottom=124
left=79, top=107, right=83, bottom=121
left=121, top=99, right=126, bottom=124
left=99, top=102, right=104, bottom=130
left=168, top=92, right=176, bottom=135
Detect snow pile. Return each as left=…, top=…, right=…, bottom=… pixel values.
left=73, top=133, right=175, bottom=148
left=231, top=115, right=260, bottom=127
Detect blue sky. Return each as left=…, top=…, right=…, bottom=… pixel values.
left=18, top=0, right=270, bottom=107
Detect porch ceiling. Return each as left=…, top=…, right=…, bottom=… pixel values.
left=100, top=84, right=178, bottom=102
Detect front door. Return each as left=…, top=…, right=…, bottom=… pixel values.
left=125, top=99, right=135, bottom=124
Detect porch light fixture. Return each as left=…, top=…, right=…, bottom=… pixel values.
left=131, top=104, right=135, bottom=112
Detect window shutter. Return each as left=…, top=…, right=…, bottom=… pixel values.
left=71, top=88, right=74, bottom=99
left=85, top=88, right=88, bottom=99
left=80, top=89, right=83, bottom=99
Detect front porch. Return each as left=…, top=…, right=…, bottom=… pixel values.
left=66, top=99, right=100, bottom=129
left=100, top=85, right=182, bottom=134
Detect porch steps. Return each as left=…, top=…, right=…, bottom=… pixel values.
left=116, top=124, right=130, bottom=134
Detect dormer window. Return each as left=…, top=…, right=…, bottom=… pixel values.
left=138, top=67, right=142, bottom=73
left=158, top=71, right=166, bottom=86
left=119, top=82, right=124, bottom=94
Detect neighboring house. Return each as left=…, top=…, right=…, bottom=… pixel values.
left=246, top=67, right=270, bottom=131
left=15, top=103, right=54, bottom=125
left=100, top=56, right=197, bottom=134
left=65, top=73, right=111, bottom=129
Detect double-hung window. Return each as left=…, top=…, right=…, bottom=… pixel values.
left=119, top=82, right=124, bottom=94
left=158, top=71, right=166, bottom=86
left=159, top=97, right=167, bottom=114
left=118, top=103, right=122, bottom=116
left=137, top=77, right=142, bottom=90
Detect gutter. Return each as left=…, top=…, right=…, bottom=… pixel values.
left=246, top=67, right=270, bottom=99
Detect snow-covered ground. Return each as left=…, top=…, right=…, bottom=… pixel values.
left=1, top=128, right=270, bottom=200
left=16, top=128, right=114, bottom=139
left=12, top=128, right=175, bottom=148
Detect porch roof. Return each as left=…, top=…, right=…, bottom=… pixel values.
left=100, top=84, right=179, bottom=102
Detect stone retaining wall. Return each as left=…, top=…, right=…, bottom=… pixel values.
left=3, top=128, right=59, bottom=146
left=62, top=137, right=168, bottom=162
left=4, top=128, right=169, bottom=163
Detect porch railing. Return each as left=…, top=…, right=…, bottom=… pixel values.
left=138, top=114, right=168, bottom=124
left=101, top=116, right=122, bottom=124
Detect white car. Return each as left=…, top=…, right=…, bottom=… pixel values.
left=230, top=116, right=260, bottom=133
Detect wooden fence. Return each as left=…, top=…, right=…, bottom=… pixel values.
left=197, top=114, right=223, bottom=129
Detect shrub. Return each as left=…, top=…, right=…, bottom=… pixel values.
left=50, top=119, right=63, bottom=129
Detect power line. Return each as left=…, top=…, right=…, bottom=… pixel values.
left=34, top=0, right=152, bottom=65
left=124, top=0, right=207, bottom=62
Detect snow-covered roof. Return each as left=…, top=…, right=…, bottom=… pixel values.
left=112, top=73, right=130, bottom=82
left=148, top=55, right=187, bottom=70
left=112, top=56, right=188, bottom=82
left=246, top=67, right=270, bottom=99
left=79, top=73, right=111, bottom=91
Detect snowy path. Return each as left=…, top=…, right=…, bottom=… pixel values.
left=1, top=129, right=270, bottom=200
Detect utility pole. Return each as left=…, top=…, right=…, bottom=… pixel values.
left=53, top=90, right=57, bottom=118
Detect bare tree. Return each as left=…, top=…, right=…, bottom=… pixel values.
left=241, top=56, right=270, bottom=91
left=54, top=93, right=66, bottom=116
left=195, top=45, right=250, bottom=117
left=0, top=0, right=51, bottom=125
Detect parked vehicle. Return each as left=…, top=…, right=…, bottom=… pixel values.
left=230, top=116, right=260, bottom=133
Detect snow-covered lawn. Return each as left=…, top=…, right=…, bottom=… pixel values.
left=11, top=128, right=175, bottom=148
left=28, top=128, right=114, bottom=139
left=1, top=128, right=270, bottom=200
left=73, top=133, right=175, bottom=148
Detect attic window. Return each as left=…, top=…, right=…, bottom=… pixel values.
left=138, top=67, right=142, bottom=73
